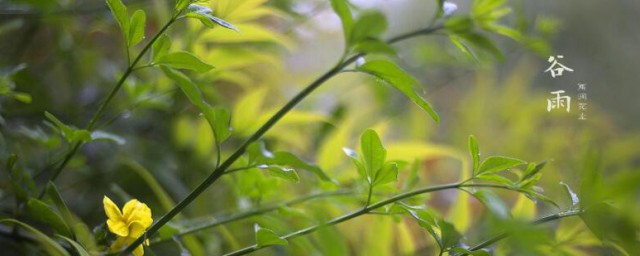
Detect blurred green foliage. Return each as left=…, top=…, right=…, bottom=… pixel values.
left=0, top=0, right=638, bottom=255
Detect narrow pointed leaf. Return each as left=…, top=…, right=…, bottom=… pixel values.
left=360, top=129, right=386, bottom=181
left=477, top=156, right=526, bottom=175
left=0, top=219, right=70, bottom=256
left=357, top=60, right=439, bottom=122
left=255, top=224, right=288, bottom=247
left=128, top=9, right=146, bottom=46
left=106, top=0, right=130, bottom=42
left=156, top=51, right=214, bottom=73
left=330, top=0, right=353, bottom=45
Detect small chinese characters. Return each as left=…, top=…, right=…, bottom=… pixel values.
left=577, top=83, right=587, bottom=120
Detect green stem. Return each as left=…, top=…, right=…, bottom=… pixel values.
left=120, top=24, right=445, bottom=255
left=461, top=210, right=583, bottom=255
left=224, top=183, right=462, bottom=256
left=40, top=14, right=180, bottom=194
left=151, top=190, right=355, bottom=244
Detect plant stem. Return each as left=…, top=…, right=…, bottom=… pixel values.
left=120, top=24, right=445, bottom=254
left=40, top=14, right=179, bottom=195
left=461, top=210, right=583, bottom=255
left=224, top=183, right=462, bottom=256
left=151, top=190, right=355, bottom=244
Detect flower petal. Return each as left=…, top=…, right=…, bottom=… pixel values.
left=133, top=244, right=145, bottom=256
left=108, top=236, right=131, bottom=253
left=103, top=196, right=123, bottom=221
left=128, top=221, right=148, bottom=238
left=107, top=219, right=129, bottom=237
left=122, top=199, right=153, bottom=227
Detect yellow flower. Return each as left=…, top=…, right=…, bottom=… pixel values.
left=103, top=196, right=153, bottom=256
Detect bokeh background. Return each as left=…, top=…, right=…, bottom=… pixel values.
left=1, top=0, right=639, bottom=255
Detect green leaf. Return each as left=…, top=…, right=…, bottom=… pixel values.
left=559, top=182, right=579, bottom=209
left=186, top=12, right=239, bottom=32
left=476, top=156, right=525, bottom=175
left=373, top=161, right=398, bottom=186
left=473, top=190, right=509, bottom=218
left=350, top=11, right=388, bottom=44
left=353, top=39, right=396, bottom=56
left=128, top=9, right=146, bottom=46
left=266, top=151, right=333, bottom=182
left=468, top=135, right=480, bottom=173
left=26, top=199, right=73, bottom=237
left=106, top=0, right=130, bottom=42
left=357, top=60, right=439, bottom=123
left=90, top=130, right=126, bottom=145
left=392, top=204, right=441, bottom=248
left=450, top=35, right=478, bottom=62
left=156, top=51, right=214, bottom=73
left=152, top=35, right=171, bottom=61
left=449, top=247, right=490, bottom=256
left=343, top=147, right=367, bottom=179
left=210, top=106, right=232, bottom=142
left=439, top=219, right=462, bottom=250
left=444, top=16, right=474, bottom=34
left=175, top=0, right=190, bottom=11
left=12, top=92, right=32, bottom=103
left=0, top=219, right=70, bottom=256
left=56, top=235, right=91, bottom=256
left=263, top=166, right=300, bottom=183
left=521, top=161, right=547, bottom=181
left=44, top=111, right=73, bottom=140
left=255, top=224, right=288, bottom=247
left=330, top=0, right=353, bottom=46
left=161, top=67, right=204, bottom=104
left=360, top=129, right=386, bottom=182
left=45, top=183, right=76, bottom=237
left=457, top=32, right=504, bottom=60
left=475, top=173, right=514, bottom=186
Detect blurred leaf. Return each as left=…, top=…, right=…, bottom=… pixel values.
left=360, top=129, right=386, bottom=182
left=581, top=203, right=640, bottom=255
left=357, top=60, right=439, bottom=122
left=186, top=12, right=239, bottom=32
left=156, top=52, right=214, bottom=73
left=210, top=106, right=232, bottom=142
left=391, top=204, right=442, bottom=248
left=128, top=10, right=146, bottom=46
left=476, top=156, right=525, bottom=176
left=521, top=161, right=547, bottom=182
left=91, top=130, right=126, bottom=145
left=175, top=0, right=190, bottom=11
left=350, top=11, right=388, bottom=45
left=468, top=135, right=480, bottom=173
left=152, top=35, right=171, bottom=61
left=44, top=111, right=73, bottom=141
left=450, top=35, right=478, bottom=62
left=445, top=16, right=474, bottom=34
left=264, top=151, right=333, bottom=183
left=450, top=247, right=490, bottom=256
left=263, top=166, right=299, bottom=183
left=255, top=224, right=288, bottom=247
left=439, top=219, right=462, bottom=250
left=343, top=147, right=366, bottom=179
left=56, top=235, right=91, bottom=256
left=0, top=219, right=69, bottom=256
left=476, top=173, right=514, bottom=186
left=330, top=0, right=353, bottom=46
left=473, top=190, right=509, bottom=218
left=232, top=88, right=267, bottom=134
left=457, top=32, right=504, bottom=60
left=559, top=182, right=579, bottom=209
left=106, top=0, right=130, bottom=42
left=511, top=193, right=536, bottom=220
left=45, top=183, right=76, bottom=237
left=26, top=199, right=73, bottom=237
left=12, top=92, right=32, bottom=103
left=353, top=39, right=396, bottom=56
